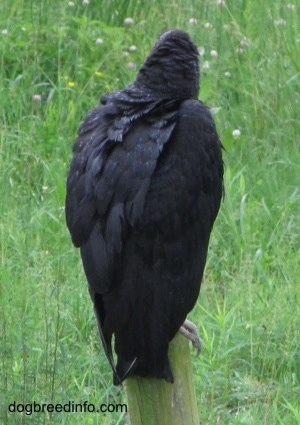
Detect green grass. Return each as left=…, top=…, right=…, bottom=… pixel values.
left=0, top=0, right=299, bottom=424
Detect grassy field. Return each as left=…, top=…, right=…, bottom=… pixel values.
left=0, top=0, right=299, bottom=424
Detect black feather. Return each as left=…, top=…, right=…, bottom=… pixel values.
left=65, top=29, right=224, bottom=384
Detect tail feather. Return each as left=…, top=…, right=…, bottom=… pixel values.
left=92, top=295, right=122, bottom=384
left=114, top=357, right=138, bottom=385
left=97, top=321, right=122, bottom=383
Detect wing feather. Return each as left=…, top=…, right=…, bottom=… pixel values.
left=65, top=98, right=178, bottom=294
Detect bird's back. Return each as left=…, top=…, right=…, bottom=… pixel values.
left=65, top=30, right=223, bottom=385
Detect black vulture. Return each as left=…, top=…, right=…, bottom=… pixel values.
left=65, top=29, right=223, bottom=385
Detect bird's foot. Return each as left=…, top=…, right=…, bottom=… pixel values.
left=179, top=319, right=202, bottom=356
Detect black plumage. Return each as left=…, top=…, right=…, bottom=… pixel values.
left=65, top=29, right=223, bottom=385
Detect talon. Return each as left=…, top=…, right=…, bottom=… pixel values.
left=179, top=319, right=202, bottom=356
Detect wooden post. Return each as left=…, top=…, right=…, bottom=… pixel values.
left=125, top=333, right=199, bottom=425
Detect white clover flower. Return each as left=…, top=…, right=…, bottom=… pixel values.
left=287, top=3, right=296, bottom=10
left=189, top=18, right=198, bottom=25
left=1, top=29, right=8, bottom=35
left=198, top=46, right=205, bottom=56
left=129, top=45, right=137, bottom=52
left=239, top=37, right=250, bottom=48
left=82, top=0, right=89, bottom=5
left=232, top=129, right=241, bottom=138
left=95, top=38, right=103, bottom=45
left=204, top=22, right=213, bottom=29
left=32, top=94, right=42, bottom=103
left=68, top=1, right=75, bottom=6
left=210, top=107, right=221, bottom=115
left=274, top=19, right=286, bottom=26
left=210, top=50, right=218, bottom=58
left=122, top=51, right=129, bottom=57
left=224, top=71, right=231, bottom=78
left=124, top=17, right=134, bottom=25
left=216, top=0, right=225, bottom=6
left=202, top=61, right=210, bottom=70
left=127, top=62, right=136, bottom=70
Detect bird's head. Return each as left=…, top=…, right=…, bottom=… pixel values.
left=136, top=30, right=200, bottom=100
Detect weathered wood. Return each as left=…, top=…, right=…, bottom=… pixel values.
left=125, top=333, right=199, bottom=425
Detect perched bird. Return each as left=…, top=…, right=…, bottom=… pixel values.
left=65, top=29, right=223, bottom=385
